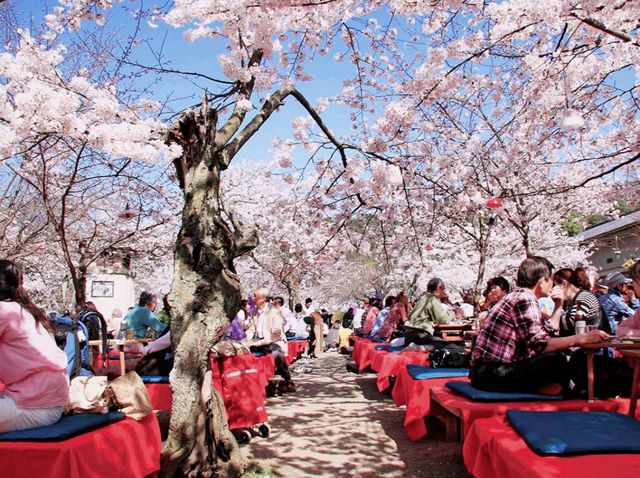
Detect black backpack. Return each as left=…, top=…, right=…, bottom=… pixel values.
left=430, top=345, right=470, bottom=368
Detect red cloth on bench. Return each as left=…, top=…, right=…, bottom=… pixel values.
left=394, top=374, right=469, bottom=441
left=351, top=337, right=372, bottom=366
left=431, top=386, right=626, bottom=439
left=286, top=340, right=308, bottom=365
left=376, top=351, right=430, bottom=392
left=357, top=341, right=381, bottom=372
left=254, top=354, right=276, bottom=386
left=463, top=415, right=640, bottom=478
left=145, top=383, right=172, bottom=411
left=370, top=348, right=391, bottom=373
left=210, top=354, right=268, bottom=430
left=0, top=413, right=161, bottom=478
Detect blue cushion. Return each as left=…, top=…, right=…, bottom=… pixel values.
left=374, top=345, right=405, bottom=353
left=141, top=375, right=169, bottom=383
left=507, top=410, right=640, bottom=456
left=0, top=411, right=125, bottom=442
left=407, top=364, right=469, bottom=380
left=446, top=381, right=563, bottom=401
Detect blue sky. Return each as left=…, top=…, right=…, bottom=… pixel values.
left=13, top=0, right=356, bottom=169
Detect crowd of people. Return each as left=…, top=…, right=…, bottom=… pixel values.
left=2, top=254, right=640, bottom=435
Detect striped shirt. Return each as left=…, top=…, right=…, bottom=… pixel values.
left=560, top=290, right=602, bottom=336
left=471, top=287, right=557, bottom=365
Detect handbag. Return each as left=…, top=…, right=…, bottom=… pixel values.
left=108, top=371, right=153, bottom=420
left=66, top=375, right=110, bottom=414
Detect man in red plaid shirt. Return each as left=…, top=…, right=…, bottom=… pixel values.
left=470, top=256, right=608, bottom=394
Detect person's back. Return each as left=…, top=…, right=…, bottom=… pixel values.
left=326, top=322, right=340, bottom=349
left=123, top=292, right=166, bottom=339
left=0, top=260, right=69, bottom=432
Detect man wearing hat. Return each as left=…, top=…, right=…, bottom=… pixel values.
left=599, top=272, right=639, bottom=334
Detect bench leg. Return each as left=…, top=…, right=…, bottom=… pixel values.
left=429, top=399, right=460, bottom=442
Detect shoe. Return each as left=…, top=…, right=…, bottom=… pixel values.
left=266, top=381, right=278, bottom=397
left=277, top=380, right=297, bottom=394
left=346, top=361, right=359, bottom=373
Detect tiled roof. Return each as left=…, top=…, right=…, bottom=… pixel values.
left=577, top=210, right=640, bottom=241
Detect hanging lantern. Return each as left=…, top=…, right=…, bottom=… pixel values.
left=36, top=243, right=47, bottom=252
left=560, top=109, right=584, bottom=131
left=486, top=196, right=503, bottom=209
left=425, top=245, right=434, bottom=251
left=118, top=202, right=138, bottom=220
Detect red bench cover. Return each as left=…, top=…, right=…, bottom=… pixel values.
left=376, top=351, right=430, bottom=392
left=431, top=386, right=626, bottom=439
left=286, top=340, right=308, bottom=365
left=0, top=413, right=161, bottom=478
left=463, top=415, right=640, bottom=478
left=400, top=376, right=469, bottom=441
left=145, top=383, right=172, bottom=411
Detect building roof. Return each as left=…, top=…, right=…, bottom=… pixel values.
left=577, top=210, right=640, bottom=242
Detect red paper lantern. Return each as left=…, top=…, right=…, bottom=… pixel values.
left=425, top=245, right=434, bottom=251
left=486, top=196, right=503, bottom=209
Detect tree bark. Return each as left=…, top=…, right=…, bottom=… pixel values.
left=161, top=105, right=258, bottom=478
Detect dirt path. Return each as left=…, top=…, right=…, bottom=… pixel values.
left=242, top=353, right=471, bottom=477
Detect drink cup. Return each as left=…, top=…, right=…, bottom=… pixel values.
left=575, top=320, right=587, bottom=335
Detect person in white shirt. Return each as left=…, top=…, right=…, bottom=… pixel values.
left=247, top=288, right=295, bottom=393
left=303, top=298, right=314, bottom=316
left=273, top=297, right=296, bottom=337
left=352, top=299, right=369, bottom=333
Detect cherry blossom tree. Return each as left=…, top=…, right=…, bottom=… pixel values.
left=2, top=1, right=639, bottom=476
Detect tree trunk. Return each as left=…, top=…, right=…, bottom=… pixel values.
left=473, top=221, right=491, bottom=302
left=161, top=107, right=258, bottom=478
left=284, top=281, right=300, bottom=310
left=76, top=264, right=87, bottom=306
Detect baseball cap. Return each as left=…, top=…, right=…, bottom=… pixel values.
left=605, top=272, right=632, bottom=290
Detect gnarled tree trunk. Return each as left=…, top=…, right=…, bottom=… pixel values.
left=161, top=82, right=342, bottom=477
left=161, top=104, right=258, bottom=478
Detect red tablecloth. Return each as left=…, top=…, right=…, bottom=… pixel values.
left=376, top=351, right=430, bottom=392
left=145, top=383, right=172, bottom=411
left=397, top=374, right=470, bottom=441
left=463, top=415, right=640, bottom=478
left=286, top=340, right=308, bottom=365
left=431, top=386, right=626, bottom=439
left=0, top=413, right=161, bottom=478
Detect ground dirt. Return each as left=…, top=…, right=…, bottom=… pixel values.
left=241, top=352, right=472, bottom=477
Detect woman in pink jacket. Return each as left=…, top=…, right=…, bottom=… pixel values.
left=0, top=260, right=69, bottom=432
left=376, top=291, right=411, bottom=340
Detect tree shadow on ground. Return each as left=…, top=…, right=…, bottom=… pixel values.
left=242, top=353, right=471, bottom=478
